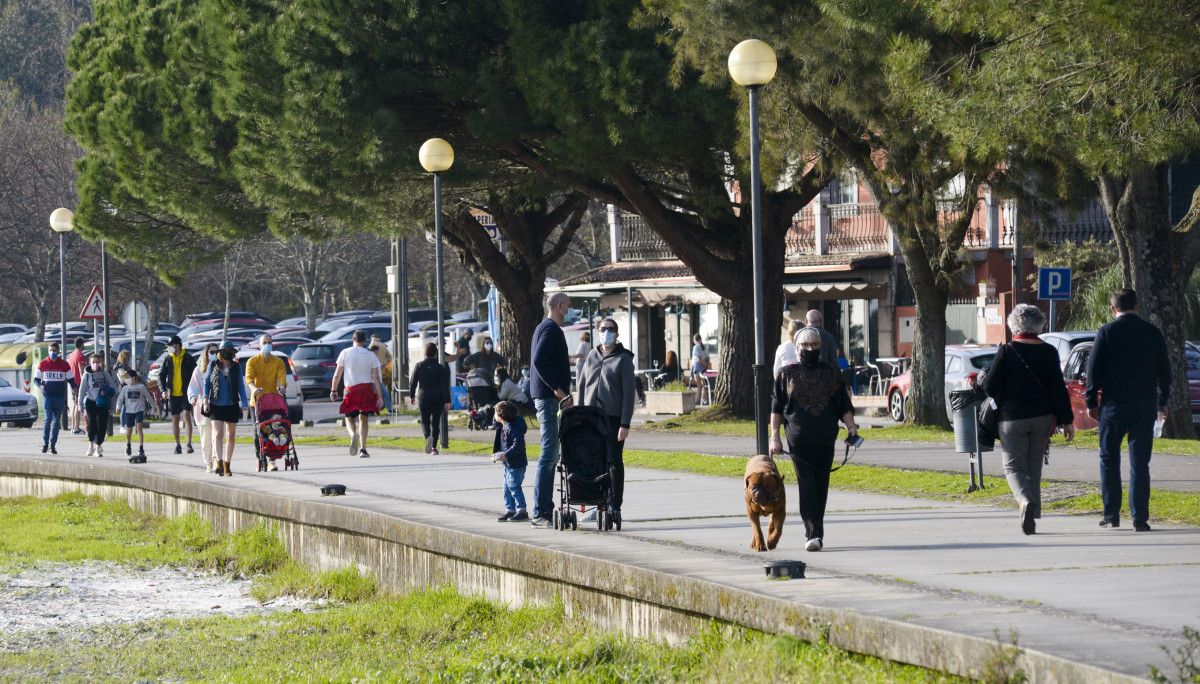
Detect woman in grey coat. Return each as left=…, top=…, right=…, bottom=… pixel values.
left=577, top=317, right=636, bottom=527
left=76, top=352, right=120, bottom=458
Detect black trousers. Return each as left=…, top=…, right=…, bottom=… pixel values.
left=605, top=415, right=626, bottom=511
left=84, top=400, right=110, bottom=445
left=419, top=399, right=444, bottom=444
left=787, top=440, right=835, bottom=540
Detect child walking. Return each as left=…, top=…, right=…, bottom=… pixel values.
left=491, top=401, right=529, bottom=522
left=117, top=371, right=155, bottom=461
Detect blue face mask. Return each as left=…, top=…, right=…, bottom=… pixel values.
left=49, top=351, right=59, bottom=359
left=261, top=344, right=273, bottom=355
left=208, top=353, right=218, bottom=362
left=601, top=331, right=617, bottom=347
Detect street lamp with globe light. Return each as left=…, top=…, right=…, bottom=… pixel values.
left=728, top=39, right=777, bottom=455
left=419, top=137, right=454, bottom=447
left=49, top=208, right=74, bottom=351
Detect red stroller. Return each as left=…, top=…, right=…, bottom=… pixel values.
left=254, top=392, right=299, bottom=472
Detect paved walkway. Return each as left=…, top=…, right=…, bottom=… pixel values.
left=368, top=420, right=1200, bottom=492
left=0, top=425, right=1194, bottom=679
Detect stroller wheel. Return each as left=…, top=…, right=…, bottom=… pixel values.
left=597, top=510, right=606, bottom=531
left=613, top=510, right=622, bottom=531
left=570, top=512, right=578, bottom=531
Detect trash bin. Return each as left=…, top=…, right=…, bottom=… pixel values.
left=949, top=389, right=980, bottom=454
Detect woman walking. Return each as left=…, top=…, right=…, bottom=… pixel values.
left=188, top=343, right=219, bottom=472
left=577, top=318, right=636, bottom=529
left=409, top=343, right=450, bottom=455
left=202, top=346, right=248, bottom=476
left=77, top=353, right=119, bottom=457
left=980, top=304, right=1075, bottom=535
left=689, top=334, right=710, bottom=402
left=769, top=328, right=858, bottom=552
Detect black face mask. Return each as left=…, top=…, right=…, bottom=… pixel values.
left=800, top=349, right=821, bottom=366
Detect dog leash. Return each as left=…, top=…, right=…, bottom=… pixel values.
left=830, top=441, right=859, bottom=473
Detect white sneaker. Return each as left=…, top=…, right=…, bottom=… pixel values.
left=86, top=444, right=96, bottom=458
left=349, top=433, right=359, bottom=456
left=96, top=444, right=103, bottom=458
left=805, top=538, right=823, bottom=552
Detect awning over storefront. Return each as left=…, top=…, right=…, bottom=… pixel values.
left=783, top=281, right=887, bottom=299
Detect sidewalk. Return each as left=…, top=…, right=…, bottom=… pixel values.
left=367, top=419, right=1200, bottom=493
left=0, top=426, right=1193, bottom=679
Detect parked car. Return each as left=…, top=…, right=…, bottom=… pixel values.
left=315, top=310, right=375, bottom=326
left=234, top=350, right=304, bottom=422
left=1039, top=331, right=1096, bottom=370
left=292, top=341, right=353, bottom=398
left=180, top=311, right=274, bottom=328
left=0, top=376, right=37, bottom=428
left=242, top=337, right=315, bottom=357
left=273, top=317, right=308, bottom=328
left=0, top=324, right=29, bottom=336
left=1061, top=341, right=1200, bottom=433
left=313, top=316, right=371, bottom=335
left=320, top=323, right=394, bottom=344
left=887, top=345, right=998, bottom=423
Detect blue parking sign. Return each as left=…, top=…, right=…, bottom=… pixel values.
left=1037, top=267, right=1072, bottom=301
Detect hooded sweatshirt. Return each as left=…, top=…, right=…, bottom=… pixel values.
left=576, top=343, right=636, bottom=428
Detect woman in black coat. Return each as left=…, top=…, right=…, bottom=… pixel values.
left=409, top=342, right=451, bottom=455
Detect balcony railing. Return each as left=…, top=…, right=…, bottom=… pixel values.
left=616, top=197, right=1113, bottom=263
left=618, top=211, right=676, bottom=261
left=828, top=203, right=890, bottom=253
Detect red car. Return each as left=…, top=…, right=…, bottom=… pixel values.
left=1062, top=341, right=1200, bottom=434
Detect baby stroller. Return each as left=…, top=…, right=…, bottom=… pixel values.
left=254, top=392, right=299, bottom=472
left=554, top=405, right=618, bottom=531
left=465, top=370, right=498, bottom=431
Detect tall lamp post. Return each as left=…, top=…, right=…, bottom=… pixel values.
left=419, top=137, right=454, bottom=448
left=49, top=208, right=75, bottom=350
left=728, top=39, right=777, bottom=456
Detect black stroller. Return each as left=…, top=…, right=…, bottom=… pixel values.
left=554, top=405, right=619, bottom=531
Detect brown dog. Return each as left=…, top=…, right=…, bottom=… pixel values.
left=745, top=454, right=786, bottom=551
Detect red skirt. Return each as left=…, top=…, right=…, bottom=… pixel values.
left=339, top=383, right=379, bottom=415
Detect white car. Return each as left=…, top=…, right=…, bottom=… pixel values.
left=234, top=350, right=305, bottom=422
left=887, top=345, right=998, bottom=423
left=0, top=377, right=38, bottom=428
left=1039, top=331, right=1095, bottom=370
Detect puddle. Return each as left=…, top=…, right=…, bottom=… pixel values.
left=0, top=562, right=315, bottom=651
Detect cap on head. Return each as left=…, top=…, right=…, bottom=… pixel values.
left=168, top=335, right=182, bottom=346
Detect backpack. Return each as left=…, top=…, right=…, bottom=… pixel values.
left=95, top=375, right=116, bottom=409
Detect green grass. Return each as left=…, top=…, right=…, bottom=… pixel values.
left=642, top=404, right=1200, bottom=455
left=0, top=586, right=961, bottom=683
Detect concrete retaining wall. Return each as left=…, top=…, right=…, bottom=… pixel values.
left=0, top=460, right=1141, bottom=684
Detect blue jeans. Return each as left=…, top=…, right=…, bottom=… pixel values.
left=532, top=399, right=559, bottom=519
left=503, top=465, right=527, bottom=512
left=42, top=396, right=65, bottom=446
left=1098, top=400, right=1156, bottom=525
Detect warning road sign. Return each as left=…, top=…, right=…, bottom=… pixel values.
left=79, top=286, right=106, bottom=320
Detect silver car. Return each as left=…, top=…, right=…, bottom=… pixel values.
left=0, top=377, right=38, bottom=428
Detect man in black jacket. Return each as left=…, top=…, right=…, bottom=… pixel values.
left=158, top=335, right=197, bottom=455
left=1085, top=289, right=1171, bottom=531
left=529, top=292, right=573, bottom=527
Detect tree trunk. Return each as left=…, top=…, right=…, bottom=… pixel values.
left=1110, top=168, right=1197, bottom=439
left=302, top=291, right=317, bottom=333
left=907, top=285, right=950, bottom=427
left=142, top=289, right=161, bottom=377
left=713, top=245, right=785, bottom=417
left=498, top=289, right=546, bottom=370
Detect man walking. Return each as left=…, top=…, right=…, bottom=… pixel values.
left=34, top=342, right=74, bottom=454
left=159, top=335, right=196, bottom=454
left=803, top=310, right=838, bottom=366
left=330, top=330, right=383, bottom=458
left=1085, top=289, right=1171, bottom=532
left=245, top=333, right=287, bottom=470
left=66, top=337, right=86, bottom=434
left=530, top=293, right=573, bottom=527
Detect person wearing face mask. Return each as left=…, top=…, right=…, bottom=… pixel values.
left=463, top=336, right=507, bottom=379
left=769, top=327, right=858, bottom=553
left=34, top=341, right=74, bottom=454
left=516, top=366, right=531, bottom=399
left=157, top=335, right=196, bottom=455
left=576, top=318, right=636, bottom=529
left=188, top=343, right=220, bottom=472
left=77, top=353, right=120, bottom=458
left=245, top=333, right=287, bottom=420
left=529, top=293, right=574, bottom=527
left=203, top=345, right=249, bottom=476
left=495, top=367, right=528, bottom=407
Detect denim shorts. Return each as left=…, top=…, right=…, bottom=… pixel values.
left=120, top=411, right=144, bottom=429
